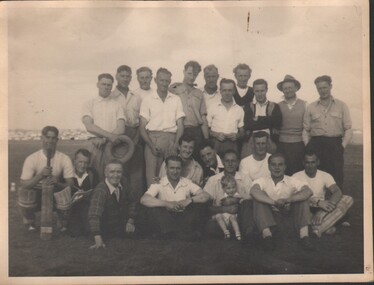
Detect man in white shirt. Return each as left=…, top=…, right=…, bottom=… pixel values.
left=293, top=151, right=353, bottom=237
left=140, top=156, right=210, bottom=240
left=18, top=126, right=74, bottom=231
left=201, top=64, right=221, bottom=110
left=250, top=153, right=314, bottom=251
left=139, top=68, right=185, bottom=187
left=207, top=78, right=245, bottom=158
left=239, top=131, right=271, bottom=181
left=199, top=140, right=224, bottom=185
left=82, top=73, right=126, bottom=180
left=133, top=66, right=153, bottom=101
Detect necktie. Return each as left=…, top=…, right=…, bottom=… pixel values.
left=113, top=188, right=119, bottom=202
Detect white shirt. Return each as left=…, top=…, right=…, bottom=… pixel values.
left=252, top=175, right=307, bottom=201
left=253, top=99, right=269, bottom=117
left=237, top=86, right=249, bottom=98
left=21, top=150, right=74, bottom=180
left=146, top=176, right=201, bottom=202
left=82, top=96, right=125, bottom=135
left=110, top=88, right=142, bottom=128
left=105, top=179, right=122, bottom=201
left=239, top=153, right=271, bottom=181
left=133, top=87, right=154, bottom=101
left=293, top=170, right=335, bottom=201
left=207, top=100, right=244, bottom=134
left=75, top=172, right=88, bottom=188
left=140, top=91, right=185, bottom=132
left=202, top=89, right=221, bottom=111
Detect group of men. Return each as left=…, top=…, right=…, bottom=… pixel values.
left=18, top=61, right=354, bottom=251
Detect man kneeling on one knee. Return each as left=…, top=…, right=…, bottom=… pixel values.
left=250, top=153, right=315, bottom=251
left=293, top=150, right=353, bottom=237
left=140, top=155, right=210, bottom=240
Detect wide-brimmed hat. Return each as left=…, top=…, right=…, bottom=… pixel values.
left=104, top=135, right=135, bottom=164
left=277, top=75, right=301, bottom=91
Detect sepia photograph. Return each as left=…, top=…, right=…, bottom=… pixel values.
left=1, top=0, right=372, bottom=284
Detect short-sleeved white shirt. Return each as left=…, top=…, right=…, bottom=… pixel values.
left=202, top=89, right=222, bottom=111
left=292, top=170, right=336, bottom=201
left=145, top=176, right=201, bottom=202
left=82, top=96, right=125, bottom=135
left=140, top=91, right=185, bottom=132
left=20, top=150, right=74, bottom=181
left=110, top=88, right=142, bottom=128
left=133, top=87, right=154, bottom=102
left=204, top=172, right=252, bottom=206
left=207, top=101, right=244, bottom=134
left=252, top=175, right=307, bottom=201
left=239, top=153, right=271, bottom=181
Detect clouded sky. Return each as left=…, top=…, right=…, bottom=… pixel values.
left=7, top=1, right=366, bottom=130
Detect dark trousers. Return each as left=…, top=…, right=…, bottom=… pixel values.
left=146, top=203, right=208, bottom=235
left=184, top=126, right=204, bottom=162
left=278, top=141, right=305, bottom=176
left=211, top=137, right=238, bottom=159
left=307, top=136, right=344, bottom=189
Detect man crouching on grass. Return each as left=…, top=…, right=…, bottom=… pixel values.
left=250, top=153, right=315, bottom=251
left=88, top=159, right=136, bottom=249
left=140, top=155, right=210, bottom=241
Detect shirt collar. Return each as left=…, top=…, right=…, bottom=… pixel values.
left=253, top=98, right=268, bottom=106
left=161, top=176, right=188, bottom=188
left=105, top=178, right=122, bottom=194
left=282, top=97, right=298, bottom=106
left=75, top=172, right=88, bottom=180
left=218, top=171, right=244, bottom=181
left=218, top=100, right=237, bottom=107
left=152, top=91, right=172, bottom=100
left=317, top=96, right=335, bottom=104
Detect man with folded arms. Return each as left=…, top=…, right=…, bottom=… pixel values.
left=250, top=153, right=314, bottom=251
left=140, top=155, right=210, bottom=240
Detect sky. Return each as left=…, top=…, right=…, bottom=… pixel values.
left=7, top=1, right=366, bottom=131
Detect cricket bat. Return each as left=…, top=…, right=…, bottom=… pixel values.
left=40, top=149, right=53, bottom=240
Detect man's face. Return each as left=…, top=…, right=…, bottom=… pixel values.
left=220, top=82, right=235, bottom=103
left=223, top=182, right=237, bottom=197
left=97, top=78, right=113, bottom=98
left=137, top=71, right=152, bottom=90
left=105, top=163, right=123, bottom=187
left=178, top=140, right=195, bottom=160
left=315, top=81, right=332, bottom=100
left=303, top=155, right=319, bottom=176
left=74, top=153, right=90, bottom=176
left=268, top=156, right=286, bottom=178
left=183, top=66, right=199, bottom=85
left=200, top=146, right=217, bottom=168
left=116, top=70, right=132, bottom=88
left=253, top=136, right=267, bottom=156
left=234, top=69, right=251, bottom=87
left=253, top=84, right=267, bottom=104
left=204, top=70, right=219, bottom=89
left=282, top=82, right=297, bottom=99
left=41, top=130, right=58, bottom=151
left=155, top=72, right=172, bottom=93
left=166, top=160, right=182, bottom=182
left=222, top=153, right=239, bottom=174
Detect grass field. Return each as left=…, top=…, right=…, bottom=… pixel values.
left=8, top=140, right=364, bottom=276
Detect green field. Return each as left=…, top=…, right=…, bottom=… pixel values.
left=8, top=140, right=364, bottom=276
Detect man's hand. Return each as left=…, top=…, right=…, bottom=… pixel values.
left=44, top=175, right=57, bottom=186
left=275, top=199, right=288, bottom=208
left=223, top=204, right=238, bottom=214
left=92, top=137, right=107, bottom=149
left=125, top=220, right=135, bottom=234
left=311, top=210, right=328, bottom=225
left=169, top=143, right=179, bottom=156
left=215, top=133, right=226, bottom=142
left=221, top=197, right=241, bottom=206
left=151, top=176, right=161, bottom=184
left=89, top=235, right=106, bottom=249
left=177, top=198, right=192, bottom=210
left=226, top=133, right=238, bottom=142
left=108, top=134, right=120, bottom=143
left=41, top=166, right=52, bottom=178
left=318, top=200, right=336, bottom=212
left=165, top=201, right=182, bottom=212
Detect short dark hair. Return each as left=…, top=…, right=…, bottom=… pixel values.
left=268, top=153, right=286, bottom=164
left=253, top=131, right=269, bottom=140
left=156, top=67, right=172, bottom=78
left=178, top=134, right=196, bottom=146
left=199, top=140, right=215, bottom=152
left=136, top=66, right=152, bottom=76
left=105, top=159, right=123, bottom=169
left=253, top=79, right=268, bottom=89
left=223, top=149, right=239, bottom=160
left=41, top=126, right=59, bottom=137
left=219, top=78, right=236, bottom=89
left=98, top=73, right=114, bottom=82
left=304, top=149, right=319, bottom=160
left=314, top=75, right=332, bottom=85
left=233, top=63, right=252, bottom=75
left=184, top=60, right=202, bottom=73
left=220, top=175, right=237, bottom=188
left=203, top=64, right=218, bottom=74
left=74, top=148, right=91, bottom=160
left=116, top=65, right=132, bottom=74
left=165, top=155, right=183, bottom=167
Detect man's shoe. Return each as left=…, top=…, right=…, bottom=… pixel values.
left=325, top=226, right=336, bottom=235
left=341, top=221, right=351, bottom=227
left=262, top=236, right=276, bottom=251
left=25, top=223, right=37, bottom=232
left=300, top=236, right=315, bottom=251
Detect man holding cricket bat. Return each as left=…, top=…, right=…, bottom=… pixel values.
left=19, top=126, right=75, bottom=232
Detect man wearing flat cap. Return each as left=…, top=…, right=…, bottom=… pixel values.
left=277, top=75, right=307, bottom=175
left=303, top=75, right=352, bottom=191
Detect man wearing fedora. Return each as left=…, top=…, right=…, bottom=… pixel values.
left=303, top=75, right=352, bottom=191
left=277, top=75, right=307, bottom=175
left=88, top=159, right=137, bottom=249
left=82, top=73, right=126, bottom=181
left=139, top=68, right=185, bottom=188
left=18, top=126, right=75, bottom=231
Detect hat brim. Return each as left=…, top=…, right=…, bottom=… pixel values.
left=277, top=79, right=301, bottom=91
left=104, top=135, right=135, bottom=164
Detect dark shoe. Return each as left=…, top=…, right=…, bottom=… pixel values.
left=300, top=236, right=315, bottom=251
left=25, top=223, right=37, bottom=232
left=262, top=236, right=276, bottom=251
